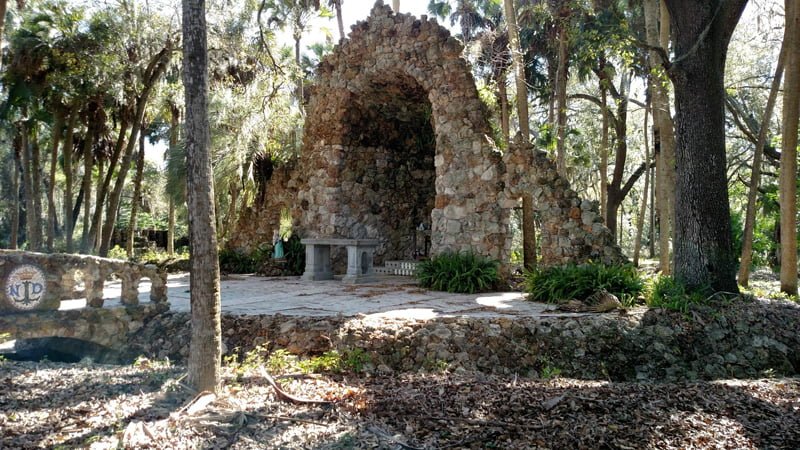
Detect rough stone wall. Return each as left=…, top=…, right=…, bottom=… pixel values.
left=502, top=142, right=625, bottom=266
left=0, top=250, right=167, bottom=313
left=0, top=303, right=167, bottom=350
left=130, top=299, right=800, bottom=381
left=230, top=1, right=624, bottom=270
left=293, top=2, right=509, bottom=262
left=226, top=163, right=299, bottom=254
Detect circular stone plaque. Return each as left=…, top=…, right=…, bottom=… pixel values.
left=5, top=264, right=47, bottom=310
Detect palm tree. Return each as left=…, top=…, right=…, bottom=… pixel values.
left=183, top=0, right=222, bottom=393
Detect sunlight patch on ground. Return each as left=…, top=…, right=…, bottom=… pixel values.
left=362, top=308, right=439, bottom=320
left=475, top=292, right=526, bottom=309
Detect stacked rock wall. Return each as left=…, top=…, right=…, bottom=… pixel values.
left=229, top=1, right=624, bottom=270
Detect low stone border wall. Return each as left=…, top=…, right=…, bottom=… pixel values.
left=129, top=299, right=800, bottom=381
left=0, top=250, right=167, bottom=313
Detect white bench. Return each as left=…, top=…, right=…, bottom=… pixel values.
left=300, top=238, right=381, bottom=284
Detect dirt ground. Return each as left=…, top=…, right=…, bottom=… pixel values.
left=1, top=359, right=798, bottom=449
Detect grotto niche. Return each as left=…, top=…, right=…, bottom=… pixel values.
left=293, top=2, right=510, bottom=264
left=230, top=1, right=625, bottom=274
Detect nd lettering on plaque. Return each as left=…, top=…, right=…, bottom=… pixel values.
left=5, top=265, right=47, bottom=310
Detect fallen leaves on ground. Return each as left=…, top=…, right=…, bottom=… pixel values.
left=0, top=360, right=798, bottom=449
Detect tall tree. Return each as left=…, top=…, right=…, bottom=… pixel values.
left=550, top=0, right=571, bottom=176
left=328, top=0, right=344, bottom=41
left=663, top=0, right=747, bottom=292
left=779, top=0, right=799, bottom=295
left=183, top=0, right=222, bottom=392
left=393, top=0, right=399, bottom=13
left=504, top=0, right=537, bottom=270
left=644, top=0, right=675, bottom=274
left=738, top=41, right=785, bottom=286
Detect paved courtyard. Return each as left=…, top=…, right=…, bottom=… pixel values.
left=62, top=273, right=570, bottom=320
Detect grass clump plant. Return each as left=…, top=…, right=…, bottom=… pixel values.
left=646, top=275, right=710, bottom=313
left=417, top=251, right=499, bottom=294
left=525, top=262, right=643, bottom=306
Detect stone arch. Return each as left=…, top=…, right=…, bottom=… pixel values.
left=295, top=2, right=508, bottom=263
left=253, top=1, right=627, bottom=272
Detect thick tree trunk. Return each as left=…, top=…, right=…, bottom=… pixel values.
left=779, top=0, right=799, bottom=295
left=46, top=108, right=64, bottom=251
left=665, top=0, right=747, bottom=292
left=184, top=0, right=221, bottom=393
left=738, top=42, right=785, bottom=286
left=392, top=0, right=399, bottom=12
left=126, top=126, right=147, bottom=257
left=63, top=110, right=77, bottom=252
left=634, top=105, right=652, bottom=266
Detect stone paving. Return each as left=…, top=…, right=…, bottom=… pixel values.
left=61, top=273, right=572, bottom=320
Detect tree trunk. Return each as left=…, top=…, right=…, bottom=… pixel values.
left=645, top=0, right=676, bottom=275
left=63, top=109, right=77, bottom=252
left=599, top=81, right=609, bottom=220
left=334, top=0, right=345, bottom=41
left=19, top=117, right=40, bottom=251
left=604, top=73, right=646, bottom=241
left=504, top=0, right=537, bottom=269
left=634, top=105, right=652, bottom=266
left=554, top=14, right=569, bottom=175
left=497, top=70, right=510, bottom=144
left=738, top=42, right=785, bottom=286
left=167, top=198, right=175, bottom=255
left=392, top=0, right=399, bottom=13
left=90, top=117, right=129, bottom=252
left=779, top=0, right=799, bottom=295
left=99, top=45, right=172, bottom=256
left=94, top=158, right=104, bottom=250
left=46, top=108, right=64, bottom=251
left=183, top=0, right=221, bottom=393
left=80, top=122, right=95, bottom=254
left=167, top=104, right=180, bottom=256
left=664, top=0, right=747, bottom=293
left=9, top=136, right=20, bottom=249
left=126, top=125, right=147, bottom=257
left=0, top=0, right=7, bottom=44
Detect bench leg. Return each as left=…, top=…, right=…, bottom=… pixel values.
left=342, top=245, right=376, bottom=284
left=302, top=244, right=333, bottom=281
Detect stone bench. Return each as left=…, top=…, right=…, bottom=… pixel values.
left=300, top=238, right=380, bottom=284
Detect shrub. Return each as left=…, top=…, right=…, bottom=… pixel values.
left=646, top=275, right=709, bottom=313
left=417, top=251, right=499, bottom=294
left=218, top=243, right=273, bottom=274
left=525, top=262, right=643, bottom=306
left=283, top=234, right=306, bottom=275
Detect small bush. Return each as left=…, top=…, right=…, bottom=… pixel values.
left=525, top=262, right=643, bottom=306
left=218, top=243, right=273, bottom=274
left=283, top=234, right=306, bottom=275
left=646, top=275, right=709, bottom=313
left=417, top=251, right=499, bottom=294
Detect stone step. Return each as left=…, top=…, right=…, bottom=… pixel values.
left=374, top=260, right=420, bottom=276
